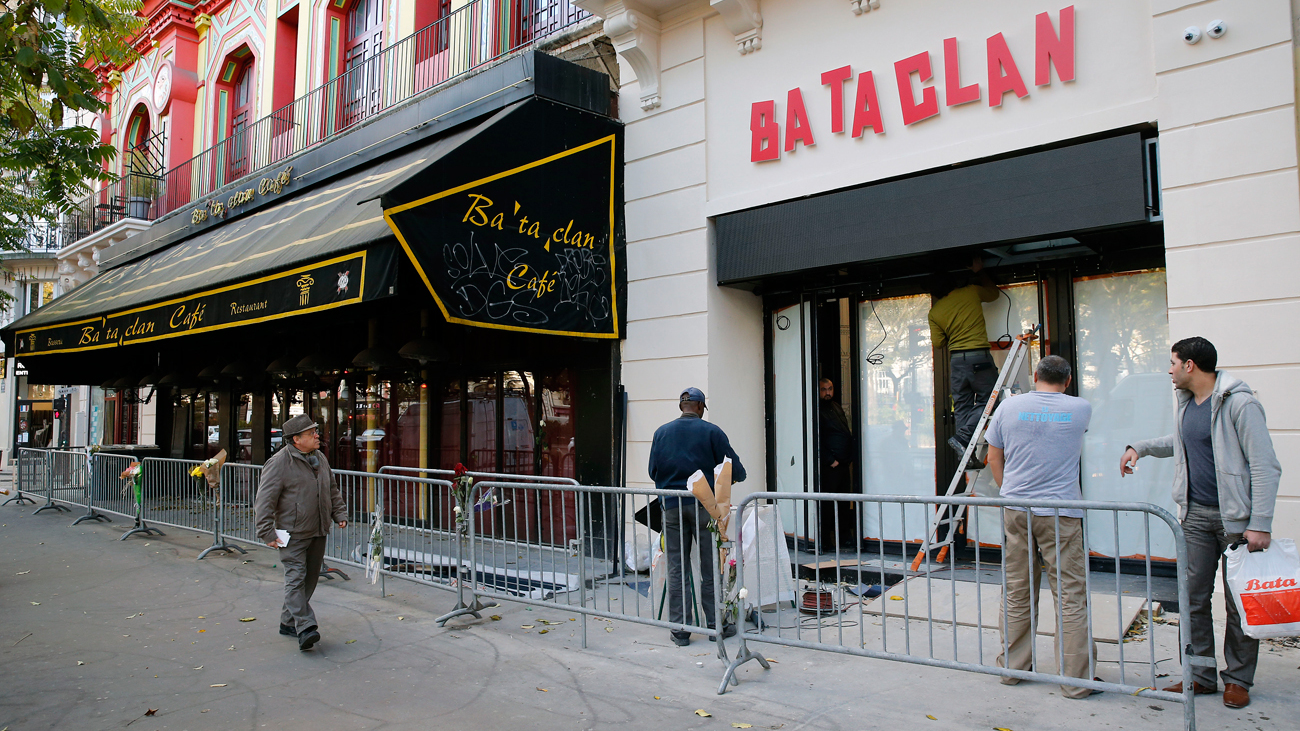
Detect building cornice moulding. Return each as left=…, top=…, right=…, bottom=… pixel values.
left=581, top=1, right=663, bottom=111
left=850, top=0, right=880, bottom=15
left=711, top=0, right=761, bottom=55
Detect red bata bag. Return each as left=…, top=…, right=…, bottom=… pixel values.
left=1225, top=538, right=1300, bottom=640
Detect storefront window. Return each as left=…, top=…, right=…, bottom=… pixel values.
left=205, top=392, right=221, bottom=458
left=1075, top=270, right=1177, bottom=558
left=190, top=393, right=206, bottom=457
left=467, top=374, right=497, bottom=472
left=540, top=370, right=575, bottom=479
left=334, top=379, right=354, bottom=470
left=440, top=379, right=462, bottom=469
left=503, top=371, right=536, bottom=474
left=859, top=295, right=935, bottom=542
left=235, top=393, right=253, bottom=463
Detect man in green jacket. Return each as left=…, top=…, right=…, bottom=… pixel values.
left=1120, top=337, right=1281, bottom=709
left=929, top=255, right=1001, bottom=469
left=254, top=415, right=348, bottom=651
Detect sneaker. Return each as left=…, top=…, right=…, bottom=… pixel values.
left=280, top=623, right=296, bottom=637
left=670, top=633, right=691, bottom=647
left=708, top=625, right=738, bottom=642
left=298, top=626, right=321, bottom=651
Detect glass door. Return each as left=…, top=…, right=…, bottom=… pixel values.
left=770, top=299, right=816, bottom=540
left=858, top=295, right=935, bottom=542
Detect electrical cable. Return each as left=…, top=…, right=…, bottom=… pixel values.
left=994, top=286, right=1015, bottom=350
left=864, top=299, right=887, bottom=365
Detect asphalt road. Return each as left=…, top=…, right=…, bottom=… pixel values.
left=1, top=503, right=1296, bottom=730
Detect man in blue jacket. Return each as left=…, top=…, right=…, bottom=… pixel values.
left=648, top=387, right=746, bottom=646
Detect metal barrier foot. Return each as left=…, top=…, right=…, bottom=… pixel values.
left=320, top=562, right=351, bottom=581
left=120, top=521, right=165, bottom=540
left=197, top=541, right=249, bottom=560
left=3, top=492, right=37, bottom=505
left=717, top=638, right=770, bottom=695
left=436, top=598, right=488, bottom=627
left=33, top=503, right=72, bottom=515
left=72, top=510, right=112, bottom=526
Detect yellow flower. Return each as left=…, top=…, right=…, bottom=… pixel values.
left=190, top=465, right=204, bottom=477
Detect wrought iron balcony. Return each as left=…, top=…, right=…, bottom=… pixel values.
left=62, top=0, right=592, bottom=247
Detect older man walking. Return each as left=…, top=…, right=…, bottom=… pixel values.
left=986, top=355, right=1096, bottom=699
left=254, top=415, right=347, bottom=651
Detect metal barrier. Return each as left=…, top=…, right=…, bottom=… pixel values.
left=460, top=481, right=731, bottom=664
left=91, top=452, right=166, bottom=541
left=46, top=450, right=115, bottom=526
left=378, top=465, right=579, bottom=485
left=17, top=448, right=70, bottom=515
left=717, top=492, right=1199, bottom=730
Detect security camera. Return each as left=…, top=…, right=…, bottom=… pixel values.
left=1184, top=26, right=1202, bottom=44
left=1206, top=20, right=1227, bottom=39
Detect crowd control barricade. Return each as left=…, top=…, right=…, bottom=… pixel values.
left=137, top=458, right=221, bottom=535
left=19, top=448, right=71, bottom=515
left=719, top=492, right=1201, bottom=731
left=377, top=465, right=579, bottom=485
left=44, top=450, right=114, bottom=526
left=461, top=481, right=731, bottom=662
left=90, top=452, right=164, bottom=540
left=3, top=447, right=39, bottom=506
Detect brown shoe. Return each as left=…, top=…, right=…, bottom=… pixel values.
left=1162, top=681, right=1217, bottom=695
left=1223, top=683, right=1250, bottom=708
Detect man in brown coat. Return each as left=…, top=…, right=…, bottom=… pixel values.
left=254, top=415, right=347, bottom=650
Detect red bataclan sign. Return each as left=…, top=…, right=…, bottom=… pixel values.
left=751, top=5, right=1076, bottom=162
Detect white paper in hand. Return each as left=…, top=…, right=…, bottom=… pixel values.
left=274, top=529, right=290, bottom=548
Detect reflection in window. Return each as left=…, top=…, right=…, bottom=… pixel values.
left=503, top=370, right=536, bottom=475
left=859, top=295, right=934, bottom=542
left=440, top=379, right=462, bottom=470
left=1075, top=270, right=1177, bottom=559
left=467, top=375, right=497, bottom=472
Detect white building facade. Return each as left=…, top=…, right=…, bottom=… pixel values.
left=582, top=0, right=1300, bottom=551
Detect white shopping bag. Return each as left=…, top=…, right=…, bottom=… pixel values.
left=1225, top=538, right=1300, bottom=640
left=739, top=504, right=797, bottom=612
left=624, top=524, right=658, bottom=572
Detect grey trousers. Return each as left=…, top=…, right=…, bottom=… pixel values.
left=663, top=503, right=716, bottom=636
left=950, top=349, right=999, bottom=446
left=280, top=536, right=327, bottom=633
left=1184, top=501, right=1258, bottom=690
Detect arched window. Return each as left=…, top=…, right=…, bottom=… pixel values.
left=216, top=46, right=256, bottom=182
left=124, top=104, right=151, bottom=176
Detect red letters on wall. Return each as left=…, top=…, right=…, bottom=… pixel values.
left=749, top=5, right=1074, bottom=162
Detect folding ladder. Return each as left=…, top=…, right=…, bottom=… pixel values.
left=910, top=325, right=1041, bottom=571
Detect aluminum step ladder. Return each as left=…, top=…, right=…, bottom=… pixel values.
left=911, top=325, right=1041, bottom=571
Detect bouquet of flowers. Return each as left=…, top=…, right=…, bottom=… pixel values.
left=120, top=462, right=143, bottom=503
left=449, top=463, right=502, bottom=534
left=365, top=499, right=384, bottom=584
left=689, top=458, right=740, bottom=624
left=188, top=449, right=227, bottom=490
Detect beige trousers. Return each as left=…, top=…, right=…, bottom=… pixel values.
left=997, top=510, right=1096, bottom=699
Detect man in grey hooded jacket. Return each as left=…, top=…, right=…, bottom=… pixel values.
left=1120, top=337, right=1280, bottom=709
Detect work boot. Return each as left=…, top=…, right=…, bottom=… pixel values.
left=670, top=632, right=691, bottom=647
left=948, top=436, right=984, bottom=471
left=280, top=623, right=296, bottom=637
left=1223, top=683, right=1250, bottom=708
left=298, top=626, right=321, bottom=651
left=708, top=625, right=738, bottom=642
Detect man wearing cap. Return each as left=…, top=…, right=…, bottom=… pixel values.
left=254, top=415, right=347, bottom=651
left=647, top=387, right=746, bottom=646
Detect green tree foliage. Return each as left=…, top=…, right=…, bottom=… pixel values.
left=0, top=0, right=142, bottom=252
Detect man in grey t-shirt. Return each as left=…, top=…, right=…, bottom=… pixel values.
left=986, top=355, right=1095, bottom=699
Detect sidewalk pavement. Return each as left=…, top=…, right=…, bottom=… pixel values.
left=2, top=505, right=1296, bottom=730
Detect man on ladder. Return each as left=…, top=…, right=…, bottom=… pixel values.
left=928, top=255, right=1001, bottom=470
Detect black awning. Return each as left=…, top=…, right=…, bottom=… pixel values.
left=380, top=98, right=624, bottom=339
left=1, top=109, right=515, bottom=358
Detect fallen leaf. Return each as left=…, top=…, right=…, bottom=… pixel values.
left=539, top=620, right=563, bottom=625
left=536, top=687, right=548, bottom=692
left=126, top=614, right=138, bottom=619
left=733, top=724, right=753, bottom=729
left=239, top=618, right=256, bottom=622
left=926, top=715, right=936, bottom=720
left=210, top=683, right=226, bottom=687
left=193, top=666, right=203, bottom=670
left=145, top=709, right=158, bottom=716
left=654, top=696, right=661, bottom=700
left=197, top=616, right=205, bottom=619
left=77, top=661, right=85, bottom=665
left=30, top=602, right=39, bottom=606
left=569, top=618, right=576, bottom=621
left=695, top=709, right=712, bottom=717
left=398, top=616, right=405, bottom=621
left=538, top=629, right=549, bottom=634
left=16, top=571, right=29, bottom=575
left=201, top=709, right=210, bottom=713
left=993, top=728, right=1013, bottom=731
left=765, top=658, right=779, bottom=663
left=345, top=639, right=357, bottom=644
left=198, top=629, right=205, bottom=633
left=605, top=627, right=613, bottom=633
left=228, top=646, right=236, bottom=650
left=490, top=615, right=501, bottom=621
left=889, top=596, right=904, bottom=601
left=521, top=625, right=535, bottom=629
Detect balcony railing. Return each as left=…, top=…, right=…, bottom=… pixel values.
left=62, top=0, right=591, bottom=247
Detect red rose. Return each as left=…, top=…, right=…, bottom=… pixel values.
left=454, top=462, right=468, bottom=478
